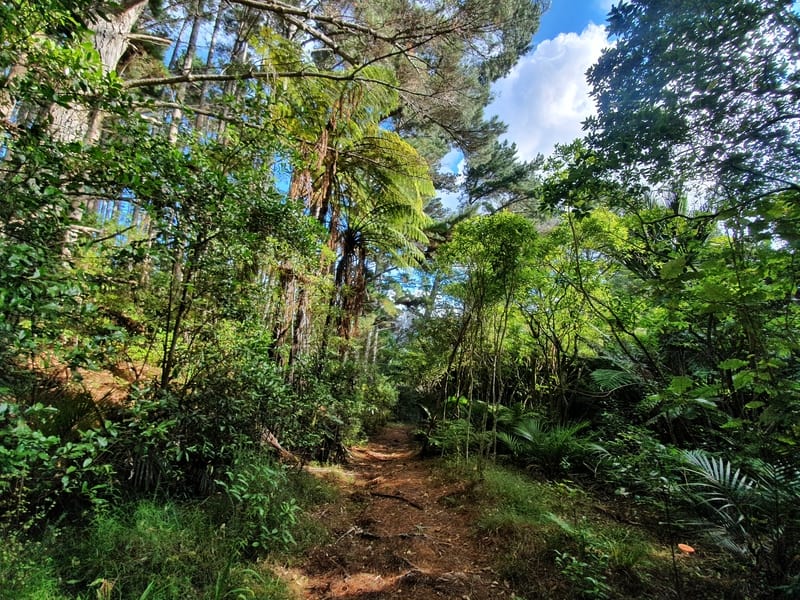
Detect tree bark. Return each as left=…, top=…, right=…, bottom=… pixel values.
left=49, top=1, right=148, bottom=144
left=168, top=0, right=203, bottom=143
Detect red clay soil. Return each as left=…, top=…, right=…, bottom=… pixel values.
left=276, top=424, right=515, bottom=600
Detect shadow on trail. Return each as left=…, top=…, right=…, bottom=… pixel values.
left=276, top=424, right=514, bottom=600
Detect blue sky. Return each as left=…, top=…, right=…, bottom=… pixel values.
left=487, top=0, right=614, bottom=161
left=534, top=0, right=613, bottom=43
left=441, top=1, right=613, bottom=197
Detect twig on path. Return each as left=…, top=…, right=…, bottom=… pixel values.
left=398, top=531, right=428, bottom=539
left=369, top=491, right=424, bottom=510
left=321, top=551, right=349, bottom=577
left=400, top=556, right=421, bottom=570
left=334, top=525, right=382, bottom=543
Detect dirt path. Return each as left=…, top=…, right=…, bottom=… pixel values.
left=276, top=425, right=514, bottom=599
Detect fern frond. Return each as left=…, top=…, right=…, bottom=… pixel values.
left=590, top=368, right=641, bottom=392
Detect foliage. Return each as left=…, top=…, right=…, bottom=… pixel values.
left=428, top=416, right=489, bottom=458
left=468, top=463, right=657, bottom=597
left=554, top=549, right=612, bottom=600
left=0, top=528, right=70, bottom=600
left=106, top=327, right=298, bottom=494
left=0, top=402, right=115, bottom=529
left=60, top=499, right=294, bottom=600
left=497, top=417, right=591, bottom=476
left=586, top=0, right=800, bottom=198
left=215, top=453, right=299, bottom=553
left=681, top=450, right=800, bottom=594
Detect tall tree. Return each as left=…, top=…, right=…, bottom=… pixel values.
left=586, top=0, right=800, bottom=203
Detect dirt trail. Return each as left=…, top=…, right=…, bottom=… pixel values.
left=277, top=425, right=514, bottom=599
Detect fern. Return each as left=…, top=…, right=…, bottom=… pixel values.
left=590, top=368, right=641, bottom=392
left=497, top=418, right=591, bottom=476
left=496, top=431, right=524, bottom=456
left=681, top=450, right=800, bottom=572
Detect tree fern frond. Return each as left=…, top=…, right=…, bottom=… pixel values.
left=590, top=368, right=641, bottom=392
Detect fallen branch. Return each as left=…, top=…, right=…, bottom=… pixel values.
left=259, top=427, right=302, bottom=466
left=369, top=491, right=423, bottom=510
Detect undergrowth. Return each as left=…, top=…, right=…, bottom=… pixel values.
left=2, top=462, right=336, bottom=600
left=447, top=460, right=737, bottom=600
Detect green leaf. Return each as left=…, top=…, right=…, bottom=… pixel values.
left=732, top=371, right=755, bottom=390
left=660, top=255, right=687, bottom=279
left=744, top=401, right=765, bottom=410
left=667, top=375, right=693, bottom=395
left=719, top=358, right=748, bottom=370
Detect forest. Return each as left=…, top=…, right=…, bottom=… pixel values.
left=2, top=0, right=800, bottom=598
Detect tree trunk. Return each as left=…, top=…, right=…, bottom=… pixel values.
left=168, top=0, right=203, bottom=143
left=196, top=0, right=226, bottom=131
left=49, top=0, right=148, bottom=144
left=48, top=1, right=148, bottom=255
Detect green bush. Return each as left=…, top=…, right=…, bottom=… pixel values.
left=0, top=402, right=116, bottom=528
left=215, top=452, right=300, bottom=553
left=288, top=359, right=399, bottom=462
left=108, top=329, right=295, bottom=495
left=428, top=417, right=490, bottom=457
left=497, top=417, right=591, bottom=476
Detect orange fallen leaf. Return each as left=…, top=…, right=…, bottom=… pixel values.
left=677, top=543, right=695, bottom=554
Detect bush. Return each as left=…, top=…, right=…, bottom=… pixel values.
left=428, top=417, right=490, bottom=458
left=214, top=452, right=300, bottom=554
left=497, top=417, right=591, bottom=476
left=0, top=402, right=115, bottom=529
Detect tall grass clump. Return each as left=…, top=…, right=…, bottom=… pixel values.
left=0, top=530, right=69, bottom=600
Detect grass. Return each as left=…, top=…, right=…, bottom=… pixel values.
left=473, top=465, right=550, bottom=533
left=448, top=461, right=667, bottom=599
left=0, top=530, right=70, bottom=600
left=435, top=456, right=751, bottom=599
left=4, top=457, right=339, bottom=600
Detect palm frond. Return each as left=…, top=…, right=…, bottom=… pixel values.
left=683, top=450, right=755, bottom=502
left=496, top=431, right=524, bottom=456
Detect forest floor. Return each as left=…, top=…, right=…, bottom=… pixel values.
left=274, top=424, right=517, bottom=600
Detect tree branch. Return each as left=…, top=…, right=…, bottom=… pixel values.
left=124, top=68, right=437, bottom=98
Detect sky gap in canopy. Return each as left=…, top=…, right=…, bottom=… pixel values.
left=439, top=0, right=613, bottom=209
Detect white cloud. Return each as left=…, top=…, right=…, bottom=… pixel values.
left=437, top=147, right=466, bottom=210
left=487, top=23, right=610, bottom=161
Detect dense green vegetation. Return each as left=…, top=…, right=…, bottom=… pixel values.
left=2, top=0, right=800, bottom=598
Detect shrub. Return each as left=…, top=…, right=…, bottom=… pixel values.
left=428, top=417, right=490, bottom=458
left=0, top=402, right=115, bottom=529
left=215, top=452, right=300, bottom=554
left=497, top=417, right=591, bottom=476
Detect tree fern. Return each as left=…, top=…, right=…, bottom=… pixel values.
left=589, top=368, right=641, bottom=392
